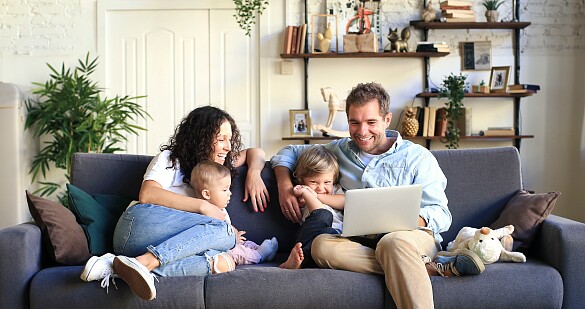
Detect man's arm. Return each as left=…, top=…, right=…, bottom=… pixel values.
left=416, top=152, right=452, bottom=234
left=270, top=144, right=312, bottom=223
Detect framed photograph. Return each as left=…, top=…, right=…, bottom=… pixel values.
left=489, top=66, right=511, bottom=93
left=289, top=109, right=312, bottom=137
left=461, top=41, right=492, bottom=71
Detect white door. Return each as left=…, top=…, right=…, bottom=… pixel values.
left=101, top=1, right=259, bottom=155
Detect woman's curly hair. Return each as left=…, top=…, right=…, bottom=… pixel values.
left=160, top=106, right=243, bottom=184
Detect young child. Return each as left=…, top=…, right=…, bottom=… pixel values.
left=279, top=145, right=344, bottom=269
left=190, top=161, right=278, bottom=267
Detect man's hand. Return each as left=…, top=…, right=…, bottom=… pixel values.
left=278, top=183, right=302, bottom=223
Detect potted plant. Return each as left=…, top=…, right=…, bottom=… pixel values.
left=25, top=53, right=149, bottom=204
left=233, top=0, right=269, bottom=36
left=437, top=73, right=467, bottom=149
left=482, top=0, right=504, bottom=22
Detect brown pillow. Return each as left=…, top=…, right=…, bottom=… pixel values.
left=26, top=191, right=91, bottom=265
left=491, top=190, right=560, bottom=251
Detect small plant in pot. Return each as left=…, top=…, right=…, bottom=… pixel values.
left=25, top=53, right=150, bottom=204
left=482, top=0, right=504, bottom=22
left=437, top=73, right=467, bottom=149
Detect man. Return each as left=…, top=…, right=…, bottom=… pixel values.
left=271, top=82, right=484, bottom=309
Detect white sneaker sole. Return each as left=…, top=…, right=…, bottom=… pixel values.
left=113, top=256, right=156, bottom=300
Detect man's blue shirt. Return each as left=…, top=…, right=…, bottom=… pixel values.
left=270, top=130, right=452, bottom=243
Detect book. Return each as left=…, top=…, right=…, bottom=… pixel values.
left=417, top=42, right=449, bottom=48
left=298, top=24, right=307, bottom=54
left=416, top=46, right=450, bottom=53
left=442, top=9, right=475, bottom=14
left=508, top=89, right=537, bottom=94
left=464, top=107, right=472, bottom=136
left=427, top=106, right=437, bottom=136
left=484, top=128, right=514, bottom=136
left=417, top=41, right=448, bottom=46
left=444, top=17, right=477, bottom=22
left=290, top=26, right=298, bottom=54
left=440, top=5, right=472, bottom=10
left=508, top=84, right=541, bottom=91
left=443, top=12, right=476, bottom=19
left=440, top=0, right=473, bottom=8
left=416, top=107, right=425, bottom=136
left=283, top=26, right=294, bottom=54
left=422, top=107, right=430, bottom=137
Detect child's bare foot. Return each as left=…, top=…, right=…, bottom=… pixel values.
left=279, top=242, right=304, bottom=269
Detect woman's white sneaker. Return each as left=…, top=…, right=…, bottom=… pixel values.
left=112, top=256, right=157, bottom=301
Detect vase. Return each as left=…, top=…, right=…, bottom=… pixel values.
left=485, top=10, right=499, bottom=23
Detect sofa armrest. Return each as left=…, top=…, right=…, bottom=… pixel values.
left=529, top=214, right=585, bottom=309
left=0, top=223, right=44, bottom=309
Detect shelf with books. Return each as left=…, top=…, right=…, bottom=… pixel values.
left=280, top=52, right=449, bottom=59
left=416, top=92, right=534, bottom=98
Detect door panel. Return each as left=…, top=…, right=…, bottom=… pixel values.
left=104, top=5, right=258, bottom=155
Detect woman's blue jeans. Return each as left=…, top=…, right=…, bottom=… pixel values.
left=113, top=203, right=236, bottom=276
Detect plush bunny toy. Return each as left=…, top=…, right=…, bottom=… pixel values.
left=446, top=225, right=526, bottom=264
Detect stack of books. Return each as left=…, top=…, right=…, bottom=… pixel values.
left=439, top=1, right=476, bottom=22
left=416, top=41, right=450, bottom=53
left=508, top=84, right=540, bottom=94
left=282, top=24, right=307, bottom=55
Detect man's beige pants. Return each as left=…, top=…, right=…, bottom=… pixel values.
left=311, top=230, right=438, bottom=309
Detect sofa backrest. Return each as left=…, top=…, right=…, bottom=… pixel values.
left=70, top=146, right=523, bottom=251
left=431, top=147, right=522, bottom=245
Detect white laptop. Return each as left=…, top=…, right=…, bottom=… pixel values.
left=341, top=184, right=423, bottom=237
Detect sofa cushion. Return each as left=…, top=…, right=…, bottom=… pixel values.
left=491, top=190, right=560, bottom=251
left=25, top=191, right=91, bottom=265
left=67, top=184, right=133, bottom=255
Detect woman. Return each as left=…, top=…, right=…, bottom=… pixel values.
left=81, top=106, right=269, bottom=301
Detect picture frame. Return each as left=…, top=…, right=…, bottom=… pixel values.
left=461, top=41, right=492, bottom=71
left=289, top=109, right=312, bottom=137
left=489, top=66, right=511, bottom=93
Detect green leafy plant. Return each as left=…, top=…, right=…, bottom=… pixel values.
left=481, top=0, right=504, bottom=10
left=233, top=0, right=269, bottom=36
left=25, top=53, right=149, bottom=204
left=437, top=73, right=467, bottom=149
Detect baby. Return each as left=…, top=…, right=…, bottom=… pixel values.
left=190, top=160, right=278, bottom=266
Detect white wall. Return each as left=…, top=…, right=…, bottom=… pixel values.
left=0, top=0, right=584, bottom=225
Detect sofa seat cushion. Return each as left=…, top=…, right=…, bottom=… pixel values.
left=431, top=259, right=563, bottom=308
left=30, top=266, right=205, bottom=309
left=204, top=268, right=386, bottom=308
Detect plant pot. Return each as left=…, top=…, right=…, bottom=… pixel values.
left=485, top=10, right=499, bottom=23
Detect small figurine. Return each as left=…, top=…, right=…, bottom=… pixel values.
left=384, top=27, right=410, bottom=53
left=422, top=0, right=437, bottom=22
left=317, top=23, right=333, bottom=53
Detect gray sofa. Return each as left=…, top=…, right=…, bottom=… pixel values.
left=1, top=147, right=584, bottom=308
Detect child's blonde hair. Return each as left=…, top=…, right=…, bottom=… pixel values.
left=294, top=146, right=339, bottom=183
left=190, top=160, right=231, bottom=197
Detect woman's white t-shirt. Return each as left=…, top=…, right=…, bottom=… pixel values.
left=143, top=150, right=196, bottom=197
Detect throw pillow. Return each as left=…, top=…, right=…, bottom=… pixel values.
left=25, top=191, right=91, bottom=265
left=67, top=184, right=133, bottom=255
left=491, top=190, right=560, bottom=251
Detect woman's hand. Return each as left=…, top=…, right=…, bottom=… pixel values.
left=198, top=201, right=227, bottom=221
left=244, top=169, right=270, bottom=212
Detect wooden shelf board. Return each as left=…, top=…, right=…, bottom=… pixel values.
left=280, top=52, right=449, bottom=59
left=409, top=21, right=531, bottom=30
left=282, top=135, right=534, bottom=141
left=416, top=92, right=534, bottom=98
